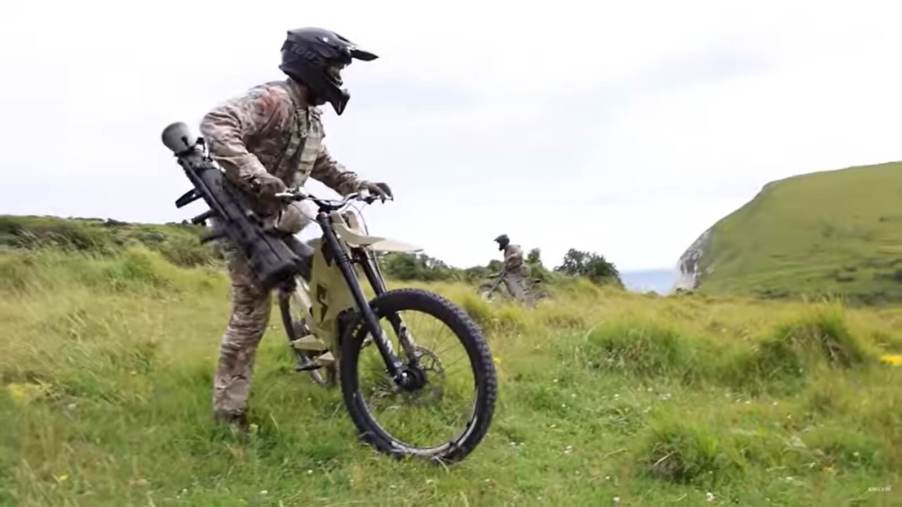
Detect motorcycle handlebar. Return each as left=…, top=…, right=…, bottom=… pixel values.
left=273, top=189, right=384, bottom=211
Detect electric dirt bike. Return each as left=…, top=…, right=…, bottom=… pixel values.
left=478, top=270, right=546, bottom=305
left=273, top=189, right=497, bottom=462
left=162, top=122, right=495, bottom=462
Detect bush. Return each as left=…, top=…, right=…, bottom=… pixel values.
left=583, top=320, right=703, bottom=380
left=638, top=420, right=739, bottom=485
left=462, top=265, right=490, bottom=282
left=158, top=234, right=221, bottom=267
left=458, top=293, right=528, bottom=334
left=721, top=338, right=806, bottom=394
left=802, top=426, right=889, bottom=471
left=555, top=248, right=623, bottom=287
left=380, top=252, right=458, bottom=281
left=0, top=215, right=114, bottom=254
left=720, top=306, right=872, bottom=393
left=0, top=216, right=219, bottom=268
left=773, top=307, right=869, bottom=367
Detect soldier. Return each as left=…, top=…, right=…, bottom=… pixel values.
left=200, top=27, right=391, bottom=429
left=494, top=234, right=531, bottom=302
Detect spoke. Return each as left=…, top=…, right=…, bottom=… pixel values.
left=355, top=307, right=477, bottom=450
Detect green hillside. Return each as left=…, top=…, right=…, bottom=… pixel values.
left=1, top=217, right=900, bottom=504
left=685, top=162, right=902, bottom=303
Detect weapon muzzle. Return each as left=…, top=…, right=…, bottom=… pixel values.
left=162, top=122, right=196, bottom=155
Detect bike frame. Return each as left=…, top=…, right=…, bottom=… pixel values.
left=314, top=209, right=419, bottom=382
left=485, top=272, right=507, bottom=295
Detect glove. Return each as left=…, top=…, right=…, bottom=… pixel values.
left=357, top=181, right=393, bottom=202
left=252, top=173, right=287, bottom=198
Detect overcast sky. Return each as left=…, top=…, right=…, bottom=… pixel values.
left=2, top=0, right=901, bottom=270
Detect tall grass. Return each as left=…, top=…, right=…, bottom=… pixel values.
left=0, top=248, right=899, bottom=505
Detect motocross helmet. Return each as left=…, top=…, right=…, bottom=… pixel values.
left=279, top=27, right=377, bottom=115
left=494, top=234, right=510, bottom=251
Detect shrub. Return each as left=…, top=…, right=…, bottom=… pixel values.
left=721, top=306, right=872, bottom=393
left=158, top=234, right=221, bottom=267
left=554, top=248, right=623, bottom=287
left=0, top=215, right=114, bottom=254
left=583, top=320, right=702, bottom=380
left=638, top=420, right=740, bottom=485
left=721, top=339, right=806, bottom=394
left=802, top=426, right=888, bottom=471
left=380, top=252, right=458, bottom=281
left=458, top=293, right=527, bottom=334
left=773, top=307, right=869, bottom=367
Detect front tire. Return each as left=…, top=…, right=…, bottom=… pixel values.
left=340, top=289, right=497, bottom=463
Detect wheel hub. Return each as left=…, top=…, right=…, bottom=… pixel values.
left=396, top=365, right=427, bottom=391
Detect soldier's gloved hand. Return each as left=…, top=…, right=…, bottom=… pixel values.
left=274, top=202, right=310, bottom=235
left=252, top=173, right=287, bottom=198
left=357, top=181, right=393, bottom=202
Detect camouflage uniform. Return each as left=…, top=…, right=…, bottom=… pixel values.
left=502, top=244, right=530, bottom=302
left=200, top=79, right=363, bottom=419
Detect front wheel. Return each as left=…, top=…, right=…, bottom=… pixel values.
left=477, top=282, right=497, bottom=301
left=340, top=289, right=497, bottom=463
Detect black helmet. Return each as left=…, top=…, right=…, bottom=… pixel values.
left=279, top=27, right=377, bottom=115
left=494, top=234, right=510, bottom=250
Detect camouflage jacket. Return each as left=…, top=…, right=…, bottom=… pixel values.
left=200, top=79, right=361, bottom=214
left=503, top=244, right=526, bottom=273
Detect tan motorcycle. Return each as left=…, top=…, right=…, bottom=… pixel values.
left=273, top=189, right=497, bottom=462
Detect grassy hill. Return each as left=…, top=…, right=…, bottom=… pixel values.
left=1, top=218, right=900, bottom=505
left=0, top=215, right=219, bottom=268
left=682, top=162, right=902, bottom=303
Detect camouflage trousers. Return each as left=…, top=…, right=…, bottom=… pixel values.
left=502, top=268, right=530, bottom=302
left=212, top=253, right=272, bottom=418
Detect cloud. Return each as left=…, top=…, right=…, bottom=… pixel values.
left=2, top=0, right=901, bottom=270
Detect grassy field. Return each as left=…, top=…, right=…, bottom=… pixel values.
left=689, top=162, right=902, bottom=303
left=1, top=245, right=900, bottom=506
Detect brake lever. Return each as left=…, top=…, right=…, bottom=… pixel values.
left=358, top=190, right=393, bottom=205
left=357, top=190, right=378, bottom=205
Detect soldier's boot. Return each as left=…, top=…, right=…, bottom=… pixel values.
left=213, top=410, right=249, bottom=433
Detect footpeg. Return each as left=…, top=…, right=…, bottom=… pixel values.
left=295, top=357, right=322, bottom=372
left=295, top=352, right=335, bottom=372
left=291, top=334, right=329, bottom=352
left=314, top=352, right=335, bottom=366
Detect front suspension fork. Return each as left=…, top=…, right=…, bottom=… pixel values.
left=317, top=214, right=405, bottom=379
left=354, top=249, right=420, bottom=364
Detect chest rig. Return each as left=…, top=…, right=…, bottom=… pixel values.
left=274, top=85, right=324, bottom=188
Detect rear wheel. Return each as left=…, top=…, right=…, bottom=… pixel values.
left=340, top=289, right=496, bottom=462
